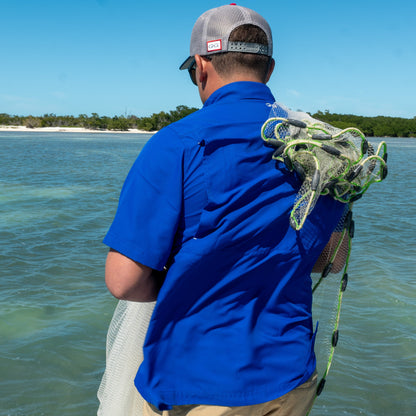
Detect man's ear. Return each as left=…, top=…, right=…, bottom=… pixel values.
left=265, top=58, right=275, bottom=83
left=195, top=54, right=209, bottom=85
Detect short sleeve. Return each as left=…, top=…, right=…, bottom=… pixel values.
left=103, top=127, right=184, bottom=270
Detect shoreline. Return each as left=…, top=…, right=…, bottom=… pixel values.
left=1, top=125, right=412, bottom=139
left=0, top=125, right=156, bottom=134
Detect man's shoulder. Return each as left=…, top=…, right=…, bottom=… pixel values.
left=157, top=107, right=209, bottom=144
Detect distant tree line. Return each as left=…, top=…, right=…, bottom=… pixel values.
left=0, top=107, right=415, bottom=137
left=310, top=110, right=416, bottom=138
left=0, top=105, right=199, bottom=132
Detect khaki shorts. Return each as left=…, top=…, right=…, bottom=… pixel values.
left=143, top=371, right=317, bottom=416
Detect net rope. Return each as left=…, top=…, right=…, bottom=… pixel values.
left=261, top=104, right=388, bottom=413
left=261, top=103, right=388, bottom=231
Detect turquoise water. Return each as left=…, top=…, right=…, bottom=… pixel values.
left=0, top=133, right=415, bottom=415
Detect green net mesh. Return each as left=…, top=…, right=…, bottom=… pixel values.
left=261, top=104, right=388, bottom=230
left=261, top=104, right=389, bottom=411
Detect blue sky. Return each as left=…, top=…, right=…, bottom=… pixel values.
left=1, top=0, right=415, bottom=118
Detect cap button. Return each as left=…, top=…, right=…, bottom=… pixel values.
left=230, top=3, right=237, bottom=5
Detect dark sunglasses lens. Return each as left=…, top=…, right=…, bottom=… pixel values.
left=188, top=60, right=197, bottom=86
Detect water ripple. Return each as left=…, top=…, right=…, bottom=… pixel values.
left=1, top=134, right=415, bottom=415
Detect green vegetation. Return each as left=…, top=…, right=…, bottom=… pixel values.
left=0, top=107, right=415, bottom=136
left=0, top=105, right=199, bottom=132
left=310, top=110, right=416, bottom=138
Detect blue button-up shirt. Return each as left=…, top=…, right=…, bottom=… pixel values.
left=104, top=81, right=343, bottom=410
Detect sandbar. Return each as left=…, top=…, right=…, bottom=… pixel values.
left=0, top=125, right=156, bottom=134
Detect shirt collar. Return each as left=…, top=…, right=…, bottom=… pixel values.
left=203, top=82, right=275, bottom=108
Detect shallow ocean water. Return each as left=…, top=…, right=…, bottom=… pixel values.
left=0, top=133, right=415, bottom=415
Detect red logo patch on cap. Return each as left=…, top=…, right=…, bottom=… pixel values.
left=207, top=39, right=222, bottom=52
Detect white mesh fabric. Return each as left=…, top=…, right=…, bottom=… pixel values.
left=97, top=300, right=155, bottom=416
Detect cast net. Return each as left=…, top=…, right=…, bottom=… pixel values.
left=97, top=300, right=155, bottom=416
left=261, top=103, right=388, bottom=230
left=262, top=103, right=388, bottom=408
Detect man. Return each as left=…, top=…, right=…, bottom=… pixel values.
left=104, top=4, right=344, bottom=416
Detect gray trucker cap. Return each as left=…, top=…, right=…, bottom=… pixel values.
left=180, top=4, right=273, bottom=70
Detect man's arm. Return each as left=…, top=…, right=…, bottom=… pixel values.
left=312, top=230, right=350, bottom=275
left=105, top=249, right=162, bottom=302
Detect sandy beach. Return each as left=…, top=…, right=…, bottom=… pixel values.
left=0, top=125, right=155, bottom=134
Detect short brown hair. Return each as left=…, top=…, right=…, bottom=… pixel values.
left=209, top=24, right=272, bottom=82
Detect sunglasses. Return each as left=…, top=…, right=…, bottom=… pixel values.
left=187, top=56, right=212, bottom=86
left=188, top=58, right=197, bottom=86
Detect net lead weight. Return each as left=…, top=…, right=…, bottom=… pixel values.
left=322, top=262, right=333, bottom=278
left=341, top=273, right=348, bottom=292
left=317, top=378, right=326, bottom=396
left=332, top=330, right=339, bottom=347
left=287, top=119, right=307, bottom=128
left=312, top=133, right=333, bottom=140
left=266, top=138, right=284, bottom=148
